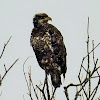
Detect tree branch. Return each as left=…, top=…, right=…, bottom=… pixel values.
left=36, top=85, right=47, bottom=100
left=1, top=58, right=19, bottom=82
left=0, top=36, right=12, bottom=59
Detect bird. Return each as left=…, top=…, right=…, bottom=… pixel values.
left=30, top=13, right=67, bottom=88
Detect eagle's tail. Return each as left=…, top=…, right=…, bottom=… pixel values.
left=51, top=72, right=62, bottom=88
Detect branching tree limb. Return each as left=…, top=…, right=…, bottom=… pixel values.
left=23, top=57, right=35, bottom=100
left=64, top=17, right=100, bottom=100
left=0, top=37, right=19, bottom=86
left=23, top=57, right=56, bottom=100
left=1, top=58, right=19, bottom=82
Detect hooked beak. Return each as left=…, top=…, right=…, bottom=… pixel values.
left=44, top=16, right=52, bottom=21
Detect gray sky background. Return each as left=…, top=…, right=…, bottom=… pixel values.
left=0, top=0, right=100, bottom=100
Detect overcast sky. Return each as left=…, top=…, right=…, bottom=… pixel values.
left=0, top=0, right=100, bottom=100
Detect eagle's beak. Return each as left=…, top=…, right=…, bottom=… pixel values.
left=44, top=17, right=52, bottom=21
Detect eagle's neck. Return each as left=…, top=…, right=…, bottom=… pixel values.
left=34, top=21, right=48, bottom=28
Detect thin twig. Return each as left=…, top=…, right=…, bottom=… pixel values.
left=91, top=78, right=100, bottom=100
left=50, top=88, right=56, bottom=100
left=83, top=42, right=100, bottom=59
left=0, top=74, right=1, bottom=86
left=36, top=85, right=46, bottom=100
left=0, top=36, right=12, bottom=59
left=86, top=17, right=91, bottom=98
left=45, top=73, right=50, bottom=100
left=4, top=64, right=7, bottom=72
left=92, top=40, right=95, bottom=65
left=1, top=58, right=19, bottom=81
left=28, top=67, right=33, bottom=100
left=64, top=88, right=69, bottom=100
left=64, top=17, right=100, bottom=100
left=23, top=56, right=35, bottom=100
left=78, top=42, right=100, bottom=80
left=30, top=77, right=39, bottom=100
left=78, top=76, right=88, bottom=99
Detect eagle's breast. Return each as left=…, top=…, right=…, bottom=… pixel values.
left=31, top=29, right=55, bottom=73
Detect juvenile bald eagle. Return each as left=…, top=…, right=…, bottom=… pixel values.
left=30, top=13, right=67, bottom=88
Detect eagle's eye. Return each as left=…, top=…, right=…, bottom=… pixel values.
left=40, top=16, right=44, bottom=19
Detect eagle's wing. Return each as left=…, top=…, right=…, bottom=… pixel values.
left=48, top=24, right=67, bottom=78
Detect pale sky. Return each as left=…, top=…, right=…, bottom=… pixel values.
left=0, top=0, right=100, bottom=100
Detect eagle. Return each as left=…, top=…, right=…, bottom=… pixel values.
left=30, top=13, right=67, bottom=88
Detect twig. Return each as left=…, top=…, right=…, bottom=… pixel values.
left=64, top=17, right=100, bottom=100
left=78, top=76, right=88, bottom=99
left=23, top=56, right=37, bottom=100
left=0, top=74, right=1, bottom=86
left=86, top=17, right=91, bottom=98
left=4, top=64, right=7, bottom=72
left=30, top=77, right=39, bottom=100
left=28, top=67, right=33, bottom=100
left=50, top=88, right=56, bottom=100
left=45, top=73, right=50, bottom=100
left=91, top=78, right=100, bottom=100
left=0, top=36, right=12, bottom=59
left=64, top=88, right=69, bottom=100
left=0, top=36, right=19, bottom=86
left=23, top=57, right=30, bottom=93
left=1, top=58, right=19, bottom=81
left=83, top=42, right=100, bottom=59
left=36, top=85, right=47, bottom=100
left=23, top=57, right=33, bottom=89
left=78, top=42, right=100, bottom=80
left=92, top=40, right=95, bottom=65
left=64, top=77, right=88, bottom=89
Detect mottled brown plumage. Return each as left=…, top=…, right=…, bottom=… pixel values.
left=30, top=13, right=67, bottom=88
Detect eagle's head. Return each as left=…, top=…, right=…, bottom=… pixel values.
left=33, top=13, right=52, bottom=27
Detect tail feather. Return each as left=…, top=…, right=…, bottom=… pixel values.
left=51, top=73, right=61, bottom=88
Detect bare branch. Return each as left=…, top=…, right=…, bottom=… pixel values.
left=50, top=88, right=56, bottom=100
left=45, top=73, right=50, bottom=100
left=23, top=56, right=33, bottom=93
left=28, top=67, right=33, bottom=100
left=36, top=85, right=47, bottom=100
left=4, top=64, right=7, bottom=72
left=91, top=78, right=100, bottom=100
left=0, top=36, right=12, bottom=59
left=83, top=42, right=100, bottom=59
left=64, top=17, right=100, bottom=100
left=1, top=58, right=19, bottom=81
left=0, top=36, right=19, bottom=87
left=0, top=74, right=1, bottom=86
left=30, top=77, right=39, bottom=100
left=64, top=88, right=69, bottom=100
left=86, top=17, right=91, bottom=98
left=23, top=57, right=40, bottom=100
